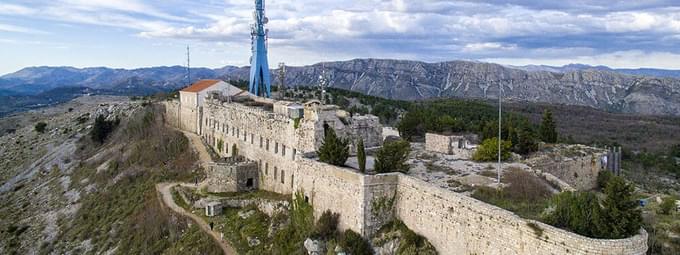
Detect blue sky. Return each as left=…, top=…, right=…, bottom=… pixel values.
left=1, top=0, right=680, bottom=75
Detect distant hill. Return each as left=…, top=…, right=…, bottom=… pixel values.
left=2, top=59, right=680, bottom=116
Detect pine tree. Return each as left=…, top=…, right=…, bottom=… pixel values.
left=514, top=128, right=538, bottom=155
left=357, top=138, right=366, bottom=173
left=596, top=176, right=642, bottom=238
left=539, top=109, right=558, bottom=143
left=318, top=125, right=349, bottom=166
left=374, top=139, right=411, bottom=173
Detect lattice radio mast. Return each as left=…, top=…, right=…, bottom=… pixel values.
left=186, top=45, right=191, bottom=85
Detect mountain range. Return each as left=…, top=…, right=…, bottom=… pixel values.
left=1, top=59, right=679, bottom=116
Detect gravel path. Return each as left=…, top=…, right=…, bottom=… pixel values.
left=156, top=182, right=237, bottom=255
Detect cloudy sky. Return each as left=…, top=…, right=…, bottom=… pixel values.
left=1, top=0, right=680, bottom=74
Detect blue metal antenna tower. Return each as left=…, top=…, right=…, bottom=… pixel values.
left=249, top=0, right=272, bottom=98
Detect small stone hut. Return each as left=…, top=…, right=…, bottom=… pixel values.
left=204, top=157, right=259, bottom=193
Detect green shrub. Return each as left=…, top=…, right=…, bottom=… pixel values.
left=34, top=122, right=47, bottom=133
left=544, top=176, right=642, bottom=239
left=472, top=138, right=512, bottom=162
left=339, top=230, right=372, bottom=255
left=272, top=192, right=314, bottom=254
left=513, top=127, right=539, bottom=155
left=659, top=196, right=677, bottom=215
left=374, top=139, right=411, bottom=173
left=377, top=221, right=436, bottom=255
left=544, top=191, right=601, bottom=237
left=293, top=117, right=302, bottom=129
left=318, top=124, right=349, bottom=166
left=90, top=115, right=119, bottom=144
left=596, top=170, right=614, bottom=190
left=314, top=210, right=340, bottom=240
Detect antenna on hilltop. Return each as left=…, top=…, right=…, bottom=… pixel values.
left=318, top=62, right=328, bottom=104
left=186, top=45, right=191, bottom=85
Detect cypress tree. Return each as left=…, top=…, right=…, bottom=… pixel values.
left=318, top=125, right=349, bottom=166
left=357, top=138, right=366, bottom=173
left=539, top=109, right=558, bottom=143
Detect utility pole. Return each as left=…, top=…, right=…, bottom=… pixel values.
left=497, top=79, right=504, bottom=185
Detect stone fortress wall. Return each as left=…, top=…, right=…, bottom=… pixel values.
left=396, top=175, right=647, bottom=255
left=162, top=98, right=647, bottom=255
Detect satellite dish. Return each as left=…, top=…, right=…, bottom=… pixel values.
left=264, top=17, right=269, bottom=24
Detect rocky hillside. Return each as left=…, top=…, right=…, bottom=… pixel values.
left=0, top=97, right=221, bottom=254
left=3, top=59, right=680, bottom=116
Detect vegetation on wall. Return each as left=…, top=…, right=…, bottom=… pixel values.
left=217, top=139, right=224, bottom=153
left=271, top=192, right=315, bottom=254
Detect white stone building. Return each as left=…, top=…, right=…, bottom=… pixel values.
left=177, top=79, right=245, bottom=133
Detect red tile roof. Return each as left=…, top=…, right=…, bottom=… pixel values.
left=180, top=79, right=221, bottom=93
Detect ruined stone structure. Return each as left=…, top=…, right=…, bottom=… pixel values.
left=526, top=145, right=607, bottom=190
left=163, top=85, right=647, bottom=255
left=425, top=133, right=478, bottom=159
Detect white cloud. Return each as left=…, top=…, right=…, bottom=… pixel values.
left=0, top=23, right=49, bottom=34
left=463, top=42, right=517, bottom=52
left=2, top=0, right=680, bottom=70
left=0, top=3, right=36, bottom=15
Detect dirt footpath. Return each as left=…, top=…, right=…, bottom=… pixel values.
left=156, top=182, right=237, bottom=255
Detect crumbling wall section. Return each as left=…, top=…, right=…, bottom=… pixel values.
left=527, top=146, right=606, bottom=190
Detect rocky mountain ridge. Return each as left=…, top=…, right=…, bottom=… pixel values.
left=2, top=59, right=679, bottom=116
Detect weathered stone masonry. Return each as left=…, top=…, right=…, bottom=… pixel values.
left=163, top=97, right=647, bottom=255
